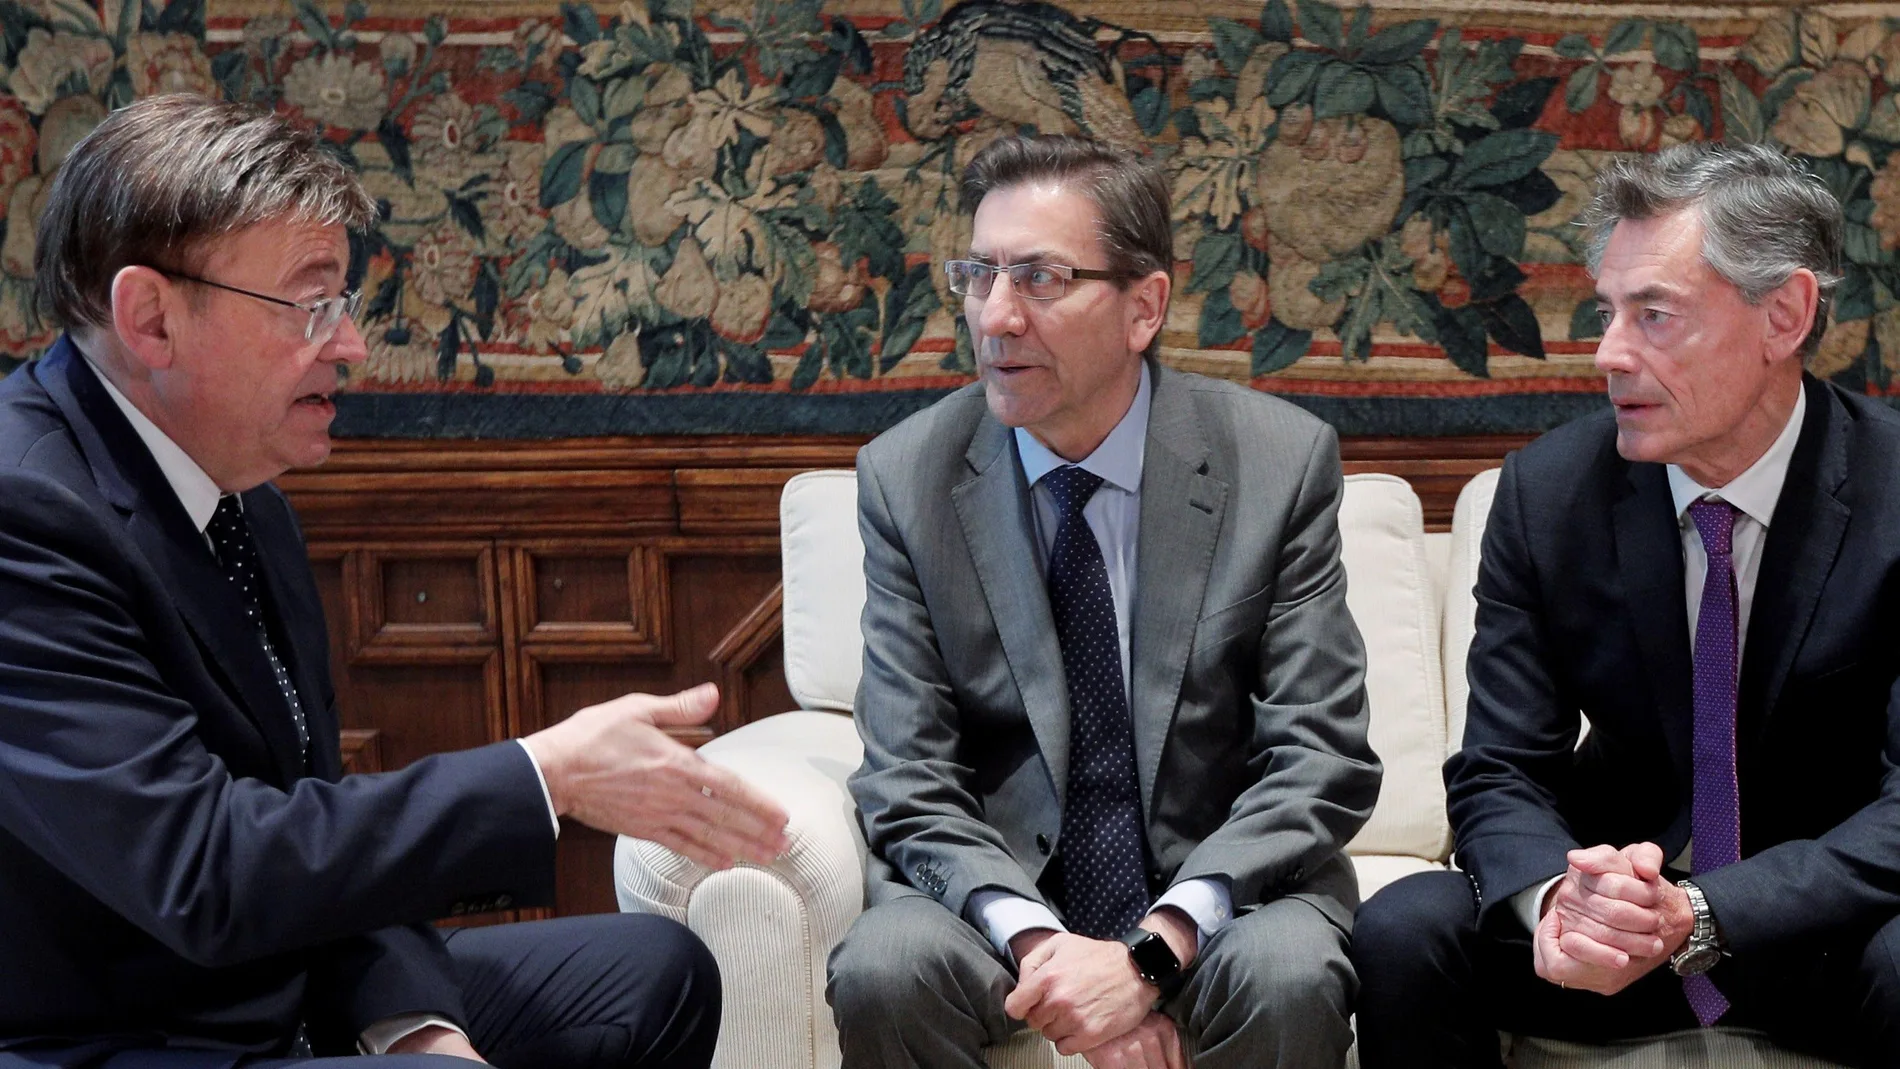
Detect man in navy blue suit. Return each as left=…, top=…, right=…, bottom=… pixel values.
left=1352, top=143, right=1900, bottom=1067
left=0, top=94, right=788, bottom=1067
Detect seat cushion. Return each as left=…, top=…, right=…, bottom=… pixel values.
left=1442, top=467, right=1500, bottom=760
left=1339, top=474, right=1450, bottom=864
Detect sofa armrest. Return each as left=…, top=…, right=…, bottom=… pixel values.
left=614, top=710, right=867, bottom=1069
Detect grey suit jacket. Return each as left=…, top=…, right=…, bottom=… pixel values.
left=848, top=361, right=1381, bottom=934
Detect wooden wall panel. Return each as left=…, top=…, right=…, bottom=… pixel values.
left=288, top=432, right=1521, bottom=918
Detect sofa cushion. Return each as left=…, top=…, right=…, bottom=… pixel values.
left=1442, top=467, right=1500, bottom=761
left=781, top=470, right=867, bottom=712
left=1339, top=474, right=1450, bottom=864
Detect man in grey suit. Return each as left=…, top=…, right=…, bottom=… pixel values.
left=825, top=134, right=1382, bottom=1069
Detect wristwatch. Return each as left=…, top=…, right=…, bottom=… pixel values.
left=1669, top=880, right=1723, bottom=977
left=1119, top=928, right=1184, bottom=998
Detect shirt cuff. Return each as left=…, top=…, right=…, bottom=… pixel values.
left=970, top=889, right=1065, bottom=961
left=1513, top=875, right=1564, bottom=934
left=358, top=1013, right=466, bottom=1055
left=515, top=739, right=561, bottom=839
left=1152, top=877, right=1232, bottom=950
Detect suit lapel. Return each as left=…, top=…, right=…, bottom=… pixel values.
left=1612, top=460, right=1695, bottom=790
left=43, top=346, right=310, bottom=784
left=951, top=415, right=1072, bottom=802
left=1129, top=367, right=1223, bottom=818
left=1739, top=375, right=1849, bottom=750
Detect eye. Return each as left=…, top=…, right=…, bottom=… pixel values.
left=1641, top=308, right=1671, bottom=326
left=1025, top=265, right=1061, bottom=288
left=1596, top=306, right=1612, bottom=328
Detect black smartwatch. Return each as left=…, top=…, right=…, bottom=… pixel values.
left=1119, top=928, right=1184, bottom=997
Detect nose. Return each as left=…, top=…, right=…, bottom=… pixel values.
left=974, top=272, right=1028, bottom=340
left=1593, top=313, right=1638, bottom=377
left=326, top=315, right=369, bottom=366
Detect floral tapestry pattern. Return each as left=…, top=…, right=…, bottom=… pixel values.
left=1, top=0, right=1897, bottom=436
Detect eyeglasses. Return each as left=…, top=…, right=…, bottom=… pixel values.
left=155, top=269, right=362, bottom=343
left=943, top=260, right=1122, bottom=301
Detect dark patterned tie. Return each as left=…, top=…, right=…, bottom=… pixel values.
left=206, top=495, right=310, bottom=763
left=1042, top=465, right=1150, bottom=939
left=1685, top=497, right=1738, bottom=1026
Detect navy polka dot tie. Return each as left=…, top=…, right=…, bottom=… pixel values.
left=207, top=495, right=310, bottom=764
left=1684, top=497, right=1738, bottom=1025
left=1042, top=465, right=1150, bottom=939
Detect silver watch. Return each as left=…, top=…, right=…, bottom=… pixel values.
left=1669, top=880, right=1722, bottom=977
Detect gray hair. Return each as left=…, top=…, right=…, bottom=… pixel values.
left=35, top=92, right=377, bottom=331
left=960, top=134, right=1172, bottom=359
left=1581, top=141, right=1843, bottom=361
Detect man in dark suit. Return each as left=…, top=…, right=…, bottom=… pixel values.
left=0, top=94, right=788, bottom=1067
left=825, top=135, right=1381, bottom=1069
left=1352, top=143, right=1900, bottom=1067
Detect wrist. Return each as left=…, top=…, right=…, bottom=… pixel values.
left=1139, top=906, right=1198, bottom=968
left=519, top=731, right=571, bottom=817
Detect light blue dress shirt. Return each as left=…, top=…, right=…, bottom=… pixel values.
left=968, top=363, right=1233, bottom=959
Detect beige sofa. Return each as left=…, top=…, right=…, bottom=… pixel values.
left=614, top=468, right=1840, bottom=1069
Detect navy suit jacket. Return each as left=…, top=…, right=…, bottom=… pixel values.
left=1449, top=374, right=1900, bottom=954
left=0, top=339, right=555, bottom=1063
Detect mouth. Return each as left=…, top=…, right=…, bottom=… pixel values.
left=294, top=391, right=337, bottom=412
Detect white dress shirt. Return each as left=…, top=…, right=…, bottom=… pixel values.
left=1510, top=385, right=1806, bottom=933
left=967, top=363, right=1234, bottom=959
left=83, top=356, right=559, bottom=1052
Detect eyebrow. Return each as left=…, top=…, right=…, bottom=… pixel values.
left=966, top=249, right=1062, bottom=265
left=285, top=257, right=346, bottom=294
left=1596, top=284, right=1682, bottom=305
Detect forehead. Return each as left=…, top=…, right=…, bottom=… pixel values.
left=198, top=216, right=350, bottom=285
left=1597, top=208, right=1707, bottom=291
left=969, top=181, right=1105, bottom=261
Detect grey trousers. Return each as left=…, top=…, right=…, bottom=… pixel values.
left=826, top=894, right=1356, bottom=1069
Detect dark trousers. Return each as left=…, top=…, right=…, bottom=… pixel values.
left=1350, top=870, right=1900, bottom=1069
left=32, top=914, right=719, bottom=1069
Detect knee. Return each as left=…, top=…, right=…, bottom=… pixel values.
left=621, top=914, right=721, bottom=1005
left=1195, top=903, right=1352, bottom=1027
left=1857, top=913, right=1900, bottom=1006
left=1350, top=871, right=1476, bottom=982
left=826, top=901, right=991, bottom=1023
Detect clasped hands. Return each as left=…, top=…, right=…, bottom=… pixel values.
left=1532, top=842, right=1696, bottom=995
left=1002, top=910, right=1195, bottom=1069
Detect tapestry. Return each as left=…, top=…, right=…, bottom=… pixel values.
left=0, top=0, right=1895, bottom=437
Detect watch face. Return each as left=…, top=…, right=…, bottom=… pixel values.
left=1124, top=930, right=1180, bottom=985
left=1671, top=944, right=1721, bottom=977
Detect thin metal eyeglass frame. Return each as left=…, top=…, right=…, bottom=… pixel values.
left=942, top=260, right=1124, bottom=301
left=153, top=268, right=362, bottom=342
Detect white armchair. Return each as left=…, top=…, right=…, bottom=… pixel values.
left=616, top=466, right=1842, bottom=1069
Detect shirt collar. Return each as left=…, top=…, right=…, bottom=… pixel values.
left=1666, top=382, right=1806, bottom=529
left=83, top=356, right=225, bottom=534
left=1015, top=361, right=1150, bottom=494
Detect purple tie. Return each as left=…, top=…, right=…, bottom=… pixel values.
left=1685, top=498, right=1738, bottom=1026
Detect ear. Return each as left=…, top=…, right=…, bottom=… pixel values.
left=1124, top=269, right=1172, bottom=356
left=109, top=265, right=179, bottom=371
left=1761, top=267, right=1819, bottom=367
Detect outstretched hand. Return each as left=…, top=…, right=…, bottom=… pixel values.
left=522, top=683, right=789, bottom=870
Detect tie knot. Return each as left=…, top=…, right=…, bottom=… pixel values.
left=1688, top=497, right=1736, bottom=558
left=1042, top=465, right=1104, bottom=518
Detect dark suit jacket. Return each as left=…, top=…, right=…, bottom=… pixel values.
left=1449, top=374, right=1900, bottom=953
left=0, top=339, right=556, bottom=1062
left=848, top=361, right=1381, bottom=934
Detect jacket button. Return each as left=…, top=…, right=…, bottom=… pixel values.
left=1036, top=834, right=1051, bottom=855
left=1290, top=866, right=1305, bottom=883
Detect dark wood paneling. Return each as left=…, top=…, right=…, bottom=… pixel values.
left=290, top=432, right=1519, bottom=916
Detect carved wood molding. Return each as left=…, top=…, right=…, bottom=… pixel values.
left=707, top=582, right=785, bottom=732
left=339, top=728, right=383, bottom=775
left=287, top=433, right=1524, bottom=536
